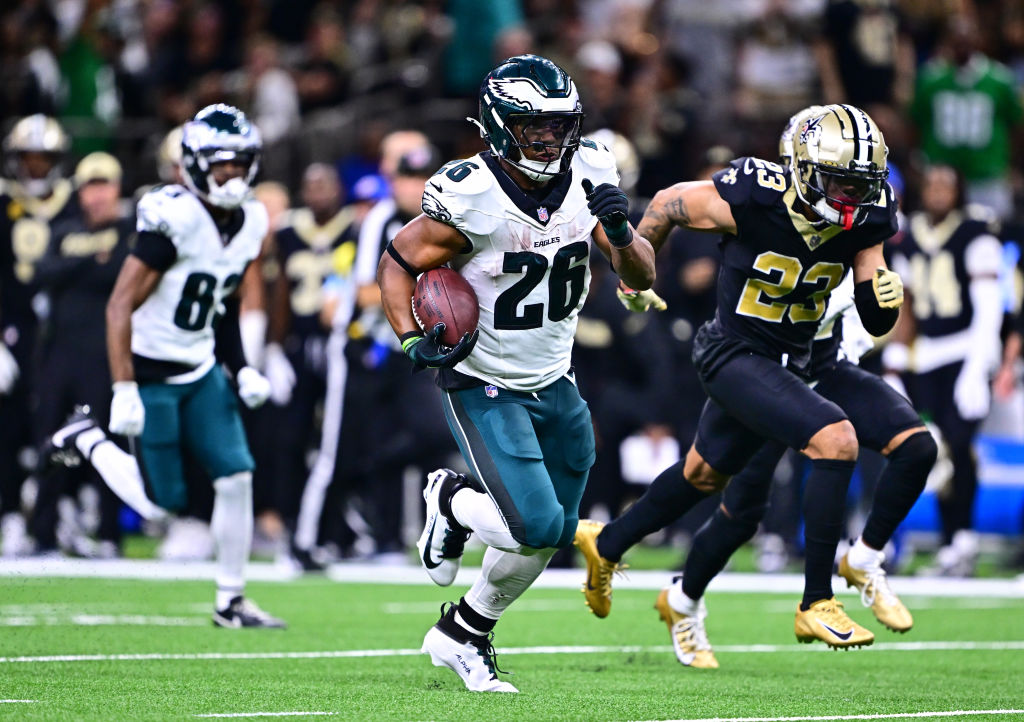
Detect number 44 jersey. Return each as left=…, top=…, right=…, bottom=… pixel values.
left=701, top=156, right=898, bottom=377
left=131, top=184, right=267, bottom=370
left=420, top=140, right=618, bottom=392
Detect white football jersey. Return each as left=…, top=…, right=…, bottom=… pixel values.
left=132, top=184, right=267, bottom=367
left=420, top=140, right=619, bottom=391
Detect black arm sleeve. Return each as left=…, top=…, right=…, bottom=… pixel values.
left=854, top=279, right=900, bottom=336
left=215, top=296, right=247, bottom=375
left=131, top=231, right=177, bottom=272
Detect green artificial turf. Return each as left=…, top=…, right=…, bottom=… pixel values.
left=1, top=575, right=1023, bottom=721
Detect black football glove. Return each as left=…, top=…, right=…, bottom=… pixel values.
left=582, top=178, right=630, bottom=247
left=402, top=322, right=479, bottom=370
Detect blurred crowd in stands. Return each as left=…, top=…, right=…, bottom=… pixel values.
left=2, top=0, right=1024, bottom=576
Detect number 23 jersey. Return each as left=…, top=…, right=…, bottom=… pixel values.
left=700, top=156, right=897, bottom=376
left=131, top=184, right=267, bottom=369
left=420, top=142, right=618, bottom=392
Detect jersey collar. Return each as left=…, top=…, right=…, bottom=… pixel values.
left=481, top=152, right=572, bottom=226
left=784, top=185, right=842, bottom=251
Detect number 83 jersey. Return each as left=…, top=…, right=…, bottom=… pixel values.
left=131, top=184, right=267, bottom=369
left=707, top=157, right=898, bottom=375
left=420, top=142, right=618, bottom=392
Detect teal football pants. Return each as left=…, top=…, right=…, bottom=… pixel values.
left=441, top=375, right=596, bottom=549
left=136, top=366, right=254, bottom=511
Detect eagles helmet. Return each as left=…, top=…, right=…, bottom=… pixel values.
left=2, top=114, right=70, bottom=198
left=790, top=104, right=888, bottom=230
left=181, top=104, right=261, bottom=209
left=471, top=54, right=583, bottom=182
left=778, top=105, right=826, bottom=166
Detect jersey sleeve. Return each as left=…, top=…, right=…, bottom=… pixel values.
left=136, top=185, right=189, bottom=245
left=575, top=137, right=620, bottom=189
left=858, top=183, right=900, bottom=246
left=964, top=232, right=1003, bottom=278
left=712, top=157, right=787, bottom=225
left=420, top=157, right=500, bottom=238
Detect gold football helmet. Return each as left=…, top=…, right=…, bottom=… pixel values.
left=778, top=105, right=827, bottom=166
left=790, top=104, right=888, bottom=230
left=157, top=125, right=185, bottom=184
left=2, top=114, right=71, bottom=198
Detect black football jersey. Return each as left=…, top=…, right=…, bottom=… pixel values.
left=699, top=157, right=897, bottom=376
left=275, top=206, right=357, bottom=339
left=889, top=211, right=998, bottom=338
left=0, top=180, right=81, bottom=337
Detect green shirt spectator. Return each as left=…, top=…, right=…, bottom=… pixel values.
left=911, top=54, right=1022, bottom=182
left=910, top=16, right=1023, bottom=220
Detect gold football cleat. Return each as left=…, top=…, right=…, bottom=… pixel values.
left=573, top=519, right=625, bottom=618
left=655, top=588, right=719, bottom=669
left=794, top=597, right=874, bottom=649
left=838, top=552, right=913, bottom=632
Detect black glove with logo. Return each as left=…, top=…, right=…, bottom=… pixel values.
left=582, top=178, right=631, bottom=247
left=402, top=323, right=479, bottom=370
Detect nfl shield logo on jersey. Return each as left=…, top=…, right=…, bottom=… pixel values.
left=537, top=207, right=548, bottom=222
left=485, top=385, right=499, bottom=398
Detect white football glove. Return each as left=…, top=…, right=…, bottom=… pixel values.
left=109, top=381, right=145, bottom=437
left=263, top=343, right=296, bottom=406
left=0, top=342, right=19, bottom=395
left=953, top=364, right=991, bottom=421
left=236, top=366, right=272, bottom=409
left=616, top=282, right=667, bottom=313
left=873, top=267, right=903, bottom=309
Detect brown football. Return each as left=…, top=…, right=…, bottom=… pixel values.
left=413, top=267, right=479, bottom=346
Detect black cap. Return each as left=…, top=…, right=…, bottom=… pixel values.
left=395, top=145, right=441, bottom=178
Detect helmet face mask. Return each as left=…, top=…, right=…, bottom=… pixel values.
left=790, top=104, right=888, bottom=230
left=181, top=104, right=262, bottom=209
left=474, top=55, right=583, bottom=183
left=2, top=114, right=70, bottom=198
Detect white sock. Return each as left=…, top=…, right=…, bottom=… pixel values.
left=463, top=546, right=556, bottom=620
left=449, top=488, right=523, bottom=553
left=86, top=438, right=168, bottom=521
left=75, top=428, right=106, bottom=458
left=212, top=472, right=253, bottom=608
left=668, top=583, right=701, bottom=616
left=847, top=536, right=884, bottom=569
left=216, top=588, right=240, bottom=611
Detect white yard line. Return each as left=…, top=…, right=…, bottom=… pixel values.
left=640, top=710, right=1024, bottom=722
left=0, top=614, right=206, bottom=627
left=195, top=713, right=336, bottom=718
left=1, top=559, right=1021, bottom=598
left=2, top=640, right=1023, bottom=665
left=0, top=700, right=36, bottom=703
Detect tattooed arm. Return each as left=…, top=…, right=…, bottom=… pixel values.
left=637, top=181, right=737, bottom=254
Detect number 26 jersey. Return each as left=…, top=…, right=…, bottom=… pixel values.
left=420, top=142, right=618, bottom=392
left=131, top=184, right=267, bottom=369
left=699, top=156, right=897, bottom=377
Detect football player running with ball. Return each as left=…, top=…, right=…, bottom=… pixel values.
left=46, top=105, right=284, bottom=628
left=575, top=105, right=925, bottom=651
left=378, top=55, right=656, bottom=692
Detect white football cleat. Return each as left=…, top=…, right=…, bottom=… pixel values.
left=417, top=469, right=471, bottom=586
left=421, top=605, right=517, bottom=693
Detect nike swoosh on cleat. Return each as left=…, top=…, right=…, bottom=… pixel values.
left=421, top=518, right=442, bottom=570
left=818, top=621, right=854, bottom=640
